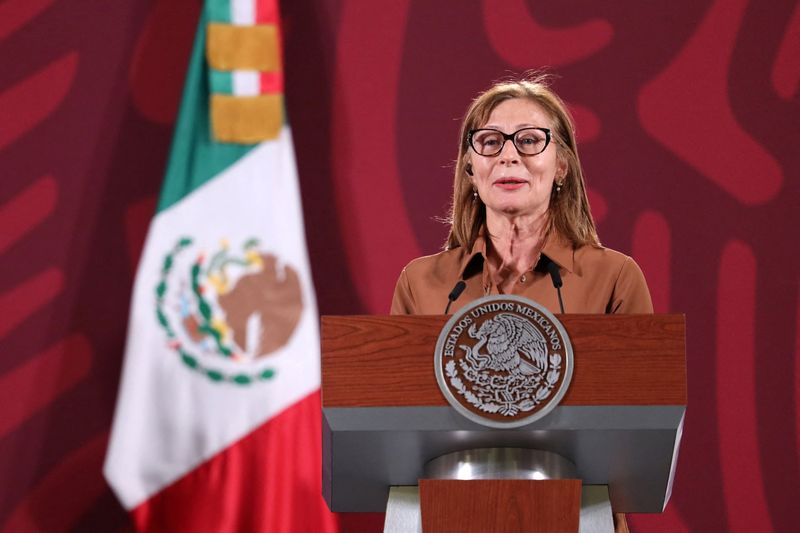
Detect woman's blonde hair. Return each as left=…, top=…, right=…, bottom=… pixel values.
left=445, top=75, right=600, bottom=250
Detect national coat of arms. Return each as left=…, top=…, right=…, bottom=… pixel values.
left=434, top=295, right=573, bottom=428
left=155, top=236, right=303, bottom=385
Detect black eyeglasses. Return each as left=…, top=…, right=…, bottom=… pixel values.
left=468, top=127, right=552, bottom=157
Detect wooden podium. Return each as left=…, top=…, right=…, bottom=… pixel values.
left=321, top=314, right=686, bottom=531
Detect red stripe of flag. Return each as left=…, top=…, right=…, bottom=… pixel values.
left=131, top=391, right=338, bottom=533
left=260, top=70, right=284, bottom=94
left=255, top=0, right=278, bottom=24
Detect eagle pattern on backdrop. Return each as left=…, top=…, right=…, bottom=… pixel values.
left=0, top=0, right=797, bottom=532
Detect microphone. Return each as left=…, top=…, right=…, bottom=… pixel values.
left=545, top=260, right=565, bottom=314
left=444, top=280, right=467, bottom=314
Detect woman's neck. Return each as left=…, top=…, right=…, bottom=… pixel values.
left=485, top=209, right=550, bottom=291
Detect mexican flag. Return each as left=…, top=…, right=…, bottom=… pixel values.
left=104, top=1, right=337, bottom=531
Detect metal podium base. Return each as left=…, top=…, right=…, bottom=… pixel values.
left=424, top=448, right=577, bottom=480
left=383, top=448, right=614, bottom=533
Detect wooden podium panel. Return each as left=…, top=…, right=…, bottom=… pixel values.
left=420, top=479, right=581, bottom=533
left=322, top=314, right=686, bottom=407
left=321, top=314, right=686, bottom=513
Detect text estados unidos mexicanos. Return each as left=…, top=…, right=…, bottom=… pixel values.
left=443, top=315, right=474, bottom=356
left=443, top=302, right=562, bottom=357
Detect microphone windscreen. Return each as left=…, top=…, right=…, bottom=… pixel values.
left=448, top=280, right=467, bottom=301
left=546, top=261, right=563, bottom=288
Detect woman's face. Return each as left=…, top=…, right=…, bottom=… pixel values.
left=469, top=98, right=565, bottom=220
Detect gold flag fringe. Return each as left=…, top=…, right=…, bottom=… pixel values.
left=211, top=94, right=283, bottom=144
left=207, top=23, right=279, bottom=71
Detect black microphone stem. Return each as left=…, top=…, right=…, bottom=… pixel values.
left=555, top=287, right=565, bottom=314
left=445, top=280, right=467, bottom=314
left=545, top=261, right=565, bottom=314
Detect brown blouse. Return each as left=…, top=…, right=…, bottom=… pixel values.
left=390, top=231, right=648, bottom=532
left=391, top=232, right=653, bottom=316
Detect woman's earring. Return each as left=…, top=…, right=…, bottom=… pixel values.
left=472, top=188, right=478, bottom=202
left=555, top=181, right=563, bottom=195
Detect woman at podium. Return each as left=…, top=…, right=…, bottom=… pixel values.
left=391, top=76, right=653, bottom=318
left=391, top=76, right=653, bottom=533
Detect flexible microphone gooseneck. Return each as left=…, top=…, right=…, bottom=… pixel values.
left=545, top=260, right=565, bottom=314
left=444, top=280, right=467, bottom=314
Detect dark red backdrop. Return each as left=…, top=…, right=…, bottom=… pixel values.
left=1, top=1, right=798, bottom=531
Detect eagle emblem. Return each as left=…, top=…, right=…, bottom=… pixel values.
left=434, top=295, right=573, bottom=428
left=462, top=313, right=549, bottom=376
left=155, top=236, right=303, bottom=385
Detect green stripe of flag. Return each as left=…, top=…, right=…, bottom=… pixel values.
left=157, top=6, right=256, bottom=213
left=209, top=70, right=233, bottom=95
left=205, top=0, right=231, bottom=23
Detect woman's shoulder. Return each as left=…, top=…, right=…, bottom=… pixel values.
left=573, top=243, right=637, bottom=275
left=573, top=243, right=653, bottom=313
left=402, top=246, right=468, bottom=279
left=392, top=247, right=471, bottom=315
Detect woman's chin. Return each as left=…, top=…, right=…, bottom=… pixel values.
left=486, top=201, right=547, bottom=220
left=488, top=203, right=525, bottom=217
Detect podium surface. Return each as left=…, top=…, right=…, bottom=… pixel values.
left=321, top=314, right=685, bottom=514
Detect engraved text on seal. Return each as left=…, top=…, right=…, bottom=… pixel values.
left=434, top=295, right=573, bottom=428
